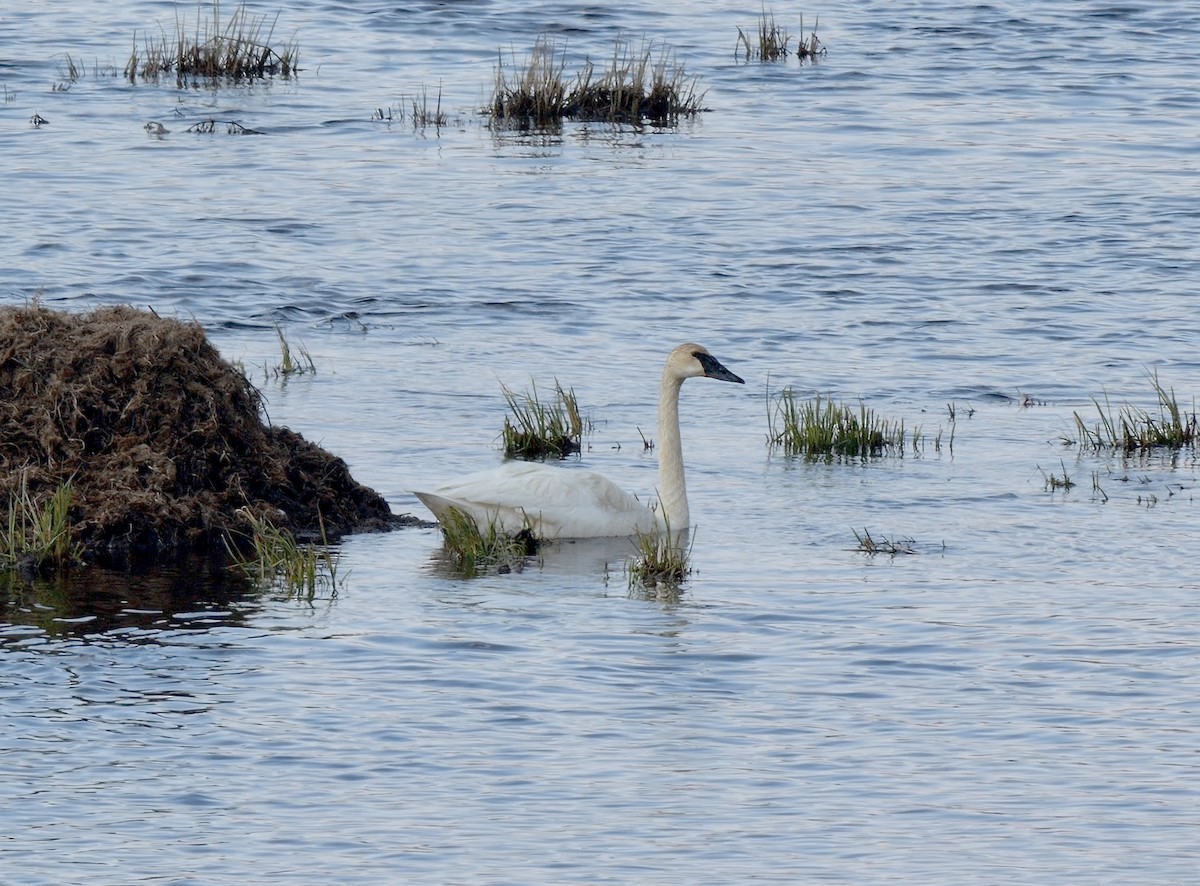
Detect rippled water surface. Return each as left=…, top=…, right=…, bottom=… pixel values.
left=3, top=1, right=1199, bottom=882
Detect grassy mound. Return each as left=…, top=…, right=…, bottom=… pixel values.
left=0, top=304, right=399, bottom=564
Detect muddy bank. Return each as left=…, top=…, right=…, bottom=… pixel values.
left=0, top=304, right=406, bottom=564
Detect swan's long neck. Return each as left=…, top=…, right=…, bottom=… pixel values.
left=657, top=370, right=688, bottom=530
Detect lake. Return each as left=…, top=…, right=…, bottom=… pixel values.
left=2, top=1, right=1199, bottom=882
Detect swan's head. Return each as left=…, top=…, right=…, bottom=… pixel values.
left=668, top=343, right=745, bottom=385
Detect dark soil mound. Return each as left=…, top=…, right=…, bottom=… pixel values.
left=0, top=304, right=403, bottom=563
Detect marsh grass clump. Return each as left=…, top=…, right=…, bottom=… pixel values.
left=408, top=84, right=448, bottom=128
left=1039, top=461, right=1076, bottom=492
left=437, top=507, right=537, bottom=576
left=491, top=37, right=569, bottom=127
left=53, top=53, right=125, bottom=90
left=226, top=507, right=340, bottom=598
left=491, top=35, right=705, bottom=129
left=186, top=118, right=264, bottom=135
left=125, top=1, right=298, bottom=85
left=736, top=7, right=791, bottom=61
left=2, top=476, right=82, bottom=573
left=938, top=401, right=973, bottom=453
left=768, top=389, right=910, bottom=460
left=501, top=380, right=584, bottom=460
left=1072, top=373, right=1198, bottom=453
left=269, top=326, right=315, bottom=379
left=374, top=84, right=450, bottom=129
left=737, top=9, right=825, bottom=63
left=626, top=523, right=692, bottom=593
left=852, top=528, right=916, bottom=556
left=53, top=53, right=82, bottom=91
left=568, top=38, right=705, bottom=125
left=795, top=18, right=825, bottom=62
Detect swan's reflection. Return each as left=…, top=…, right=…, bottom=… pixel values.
left=426, top=532, right=692, bottom=605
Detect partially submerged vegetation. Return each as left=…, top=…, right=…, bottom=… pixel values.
left=374, top=84, right=452, bottom=129
left=55, top=9, right=835, bottom=134
left=2, top=476, right=81, bottom=573
left=501, top=380, right=584, bottom=460
left=1039, top=461, right=1076, bottom=492
left=51, top=54, right=124, bottom=92
left=1072, top=373, right=1198, bottom=453
left=185, top=118, right=264, bottom=135
left=269, top=325, right=316, bottom=379
left=852, top=528, right=916, bottom=556
left=433, top=503, right=692, bottom=589
left=436, top=506, right=537, bottom=576
left=737, top=7, right=791, bottom=62
left=736, top=8, right=825, bottom=63
left=768, top=389, right=916, bottom=459
left=225, top=507, right=341, bottom=598
left=490, top=36, right=706, bottom=129
left=626, top=522, right=692, bottom=593
left=125, top=1, right=298, bottom=84
left=0, top=304, right=400, bottom=569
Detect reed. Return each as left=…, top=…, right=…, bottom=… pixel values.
left=737, top=8, right=825, bottom=63
left=1072, top=372, right=1198, bottom=452
left=852, top=528, right=916, bottom=556
left=767, top=388, right=909, bottom=459
left=736, top=7, right=791, bottom=61
left=437, top=506, right=536, bottom=576
left=271, top=326, right=316, bottom=378
left=626, top=520, right=692, bottom=591
left=568, top=38, right=705, bottom=124
left=491, top=37, right=569, bottom=127
left=375, top=84, right=450, bottom=128
left=939, top=400, right=973, bottom=453
left=55, top=53, right=82, bottom=89
left=501, top=379, right=583, bottom=460
left=225, top=507, right=340, bottom=598
left=491, top=35, right=705, bottom=129
left=125, top=1, right=298, bottom=84
left=1, top=477, right=81, bottom=572
left=796, top=17, right=826, bottom=62
left=409, top=83, right=448, bottom=128
left=186, top=118, right=265, bottom=135
left=1039, top=461, right=1076, bottom=492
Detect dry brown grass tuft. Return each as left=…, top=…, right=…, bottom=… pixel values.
left=125, top=1, right=298, bottom=85
left=491, top=35, right=705, bottom=129
left=736, top=8, right=825, bottom=64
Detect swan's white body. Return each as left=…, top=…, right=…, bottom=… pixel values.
left=412, top=343, right=744, bottom=539
left=414, top=460, right=660, bottom=539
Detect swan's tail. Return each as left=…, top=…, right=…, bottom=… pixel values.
left=411, top=490, right=534, bottom=537
left=411, top=490, right=459, bottom=524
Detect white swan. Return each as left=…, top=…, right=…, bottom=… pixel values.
left=412, top=343, right=744, bottom=539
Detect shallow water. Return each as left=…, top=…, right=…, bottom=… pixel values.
left=3, top=1, right=1199, bottom=882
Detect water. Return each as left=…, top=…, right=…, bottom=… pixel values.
left=3, top=1, right=1199, bottom=882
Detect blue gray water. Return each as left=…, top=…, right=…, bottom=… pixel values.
left=2, top=1, right=1199, bottom=882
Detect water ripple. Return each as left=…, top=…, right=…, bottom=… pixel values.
left=4, top=0, right=1200, bottom=882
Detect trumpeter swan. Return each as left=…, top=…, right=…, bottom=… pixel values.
left=412, top=343, right=744, bottom=539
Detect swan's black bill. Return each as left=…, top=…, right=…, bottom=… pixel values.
left=695, top=351, right=745, bottom=384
